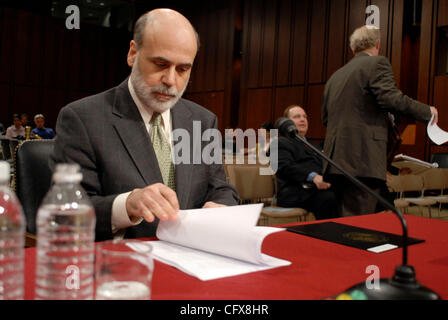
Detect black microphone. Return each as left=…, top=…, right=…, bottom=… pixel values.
left=275, top=117, right=439, bottom=300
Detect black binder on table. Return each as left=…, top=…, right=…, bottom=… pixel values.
left=287, top=222, right=424, bottom=253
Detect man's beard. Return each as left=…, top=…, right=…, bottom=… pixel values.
left=130, top=56, right=188, bottom=113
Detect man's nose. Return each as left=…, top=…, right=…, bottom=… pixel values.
left=162, top=66, right=176, bottom=87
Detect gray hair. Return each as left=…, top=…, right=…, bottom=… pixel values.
left=349, top=26, right=380, bottom=53
left=132, top=11, right=200, bottom=50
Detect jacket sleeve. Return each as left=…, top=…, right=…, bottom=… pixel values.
left=369, top=56, right=431, bottom=122
left=276, top=138, right=320, bottom=184
left=50, top=105, right=115, bottom=241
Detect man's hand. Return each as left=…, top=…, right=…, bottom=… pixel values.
left=312, top=174, right=331, bottom=190
left=430, top=106, right=438, bottom=125
left=202, top=201, right=227, bottom=208
left=126, top=183, right=179, bottom=223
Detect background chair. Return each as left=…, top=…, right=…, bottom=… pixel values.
left=391, top=174, right=437, bottom=217
left=421, top=168, right=448, bottom=216
left=226, top=164, right=310, bottom=225
left=1, top=137, right=12, bottom=160
left=14, top=139, right=54, bottom=246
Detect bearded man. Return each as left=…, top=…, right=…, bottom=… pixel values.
left=51, top=9, right=239, bottom=241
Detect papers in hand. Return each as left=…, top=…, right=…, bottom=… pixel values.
left=148, top=203, right=291, bottom=281
left=427, top=114, right=448, bottom=145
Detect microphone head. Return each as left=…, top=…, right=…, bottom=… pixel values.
left=275, top=117, right=297, bottom=137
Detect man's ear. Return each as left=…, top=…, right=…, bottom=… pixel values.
left=376, top=40, right=380, bottom=51
left=127, top=40, right=138, bottom=67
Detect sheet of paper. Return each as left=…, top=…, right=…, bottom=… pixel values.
left=150, top=203, right=291, bottom=281
left=149, top=234, right=290, bottom=281
left=427, top=114, right=448, bottom=145
left=367, top=243, right=398, bottom=253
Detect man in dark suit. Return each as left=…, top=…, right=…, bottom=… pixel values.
left=51, top=9, right=239, bottom=240
left=275, top=105, right=338, bottom=220
left=322, top=25, right=439, bottom=217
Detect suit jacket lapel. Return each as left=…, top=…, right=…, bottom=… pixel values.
left=111, top=79, right=163, bottom=185
left=171, top=100, right=193, bottom=209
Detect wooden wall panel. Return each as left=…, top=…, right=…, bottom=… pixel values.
left=306, top=84, right=325, bottom=139
left=242, top=88, right=272, bottom=129
left=42, top=19, right=58, bottom=89
left=215, top=8, right=230, bottom=91
left=291, top=0, right=309, bottom=85
left=245, top=0, right=263, bottom=88
left=204, top=10, right=219, bottom=92
left=0, top=8, right=15, bottom=83
left=68, top=31, right=81, bottom=90
left=273, top=86, right=305, bottom=120
left=0, top=84, right=11, bottom=120
left=327, top=0, right=347, bottom=79
left=438, top=0, right=448, bottom=26
left=12, top=86, right=40, bottom=117
left=28, top=13, right=44, bottom=87
left=260, top=0, right=277, bottom=87
left=390, top=0, right=404, bottom=85
left=42, top=88, right=68, bottom=129
left=183, top=3, right=234, bottom=130
left=0, top=7, right=132, bottom=128
left=433, top=76, right=448, bottom=132
left=308, top=0, right=327, bottom=83
left=13, top=10, right=31, bottom=85
left=275, top=0, right=293, bottom=86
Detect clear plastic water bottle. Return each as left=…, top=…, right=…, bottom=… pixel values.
left=35, top=163, right=96, bottom=300
left=0, top=161, right=25, bottom=300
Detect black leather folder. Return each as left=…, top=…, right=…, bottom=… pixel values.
left=287, top=222, right=424, bottom=252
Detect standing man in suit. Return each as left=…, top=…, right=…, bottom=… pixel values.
left=275, top=105, right=338, bottom=220
left=51, top=9, right=239, bottom=240
left=322, top=25, right=438, bottom=217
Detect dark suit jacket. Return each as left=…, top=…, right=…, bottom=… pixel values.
left=275, top=136, right=323, bottom=206
left=51, top=78, right=239, bottom=240
left=321, top=52, right=431, bottom=181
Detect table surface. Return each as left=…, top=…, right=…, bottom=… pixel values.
left=24, top=212, right=448, bottom=300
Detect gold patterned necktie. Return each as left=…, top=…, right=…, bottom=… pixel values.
left=150, top=113, right=176, bottom=190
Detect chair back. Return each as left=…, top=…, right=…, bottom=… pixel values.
left=397, top=174, right=424, bottom=195
left=430, top=153, right=448, bottom=169
left=15, top=140, right=55, bottom=234
left=227, top=164, right=274, bottom=201
left=422, top=168, right=446, bottom=194
left=1, top=138, right=11, bottom=160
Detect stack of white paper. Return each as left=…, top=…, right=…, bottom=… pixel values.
left=146, top=203, right=291, bottom=281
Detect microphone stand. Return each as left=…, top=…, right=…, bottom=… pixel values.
left=279, top=121, right=439, bottom=299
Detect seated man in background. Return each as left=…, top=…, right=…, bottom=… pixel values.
left=275, top=105, right=338, bottom=220
left=32, top=114, right=55, bottom=139
left=5, top=114, right=25, bottom=139
left=21, top=113, right=30, bottom=127
left=51, top=9, right=239, bottom=241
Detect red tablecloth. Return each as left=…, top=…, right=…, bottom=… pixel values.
left=24, top=213, right=448, bottom=300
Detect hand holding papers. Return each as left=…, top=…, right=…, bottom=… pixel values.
left=427, top=114, right=448, bottom=145
left=147, top=204, right=291, bottom=281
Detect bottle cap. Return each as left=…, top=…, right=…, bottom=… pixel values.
left=0, top=161, right=10, bottom=182
left=53, top=163, right=83, bottom=184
